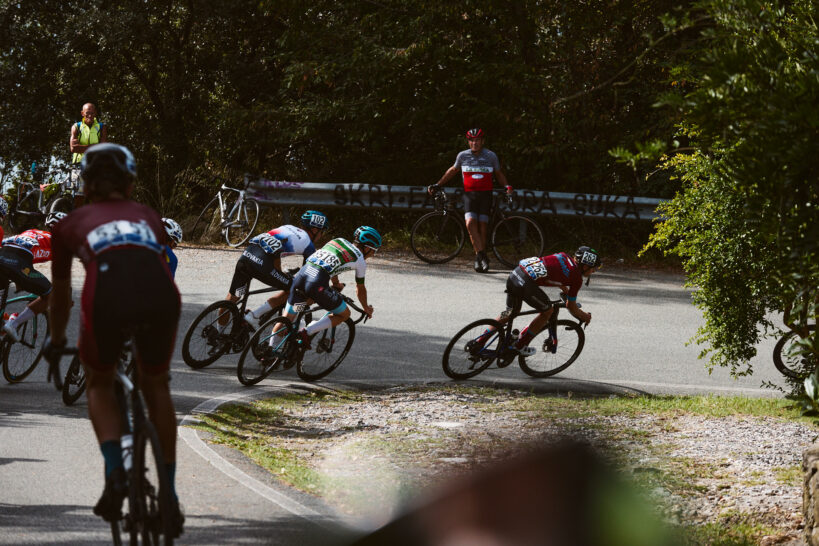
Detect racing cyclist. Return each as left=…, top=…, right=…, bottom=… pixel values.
left=0, top=211, right=67, bottom=341
left=478, top=246, right=600, bottom=355
left=276, top=226, right=379, bottom=349
left=222, top=210, right=329, bottom=329
left=161, top=217, right=183, bottom=278
left=44, top=143, right=183, bottom=535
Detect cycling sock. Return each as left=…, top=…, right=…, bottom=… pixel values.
left=516, top=327, right=534, bottom=348
left=250, top=302, right=273, bottom=319
left=7, top=307, right=35, bottom=329
left=305, top=314, right=333, bottom=336
left=100, top=440, right=123, bottom=478
left=165, top=462, right=178, bottom=501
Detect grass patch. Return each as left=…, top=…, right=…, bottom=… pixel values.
left=774, top=465, right=803, bottom=487
left=679, top=512, right=781, bottom=545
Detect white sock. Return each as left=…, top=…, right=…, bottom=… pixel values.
left=7, top=307, right=35, bottom=329
left=305, top=314, right=333, bottom=336
left=250, top=302, right=273, bottom=319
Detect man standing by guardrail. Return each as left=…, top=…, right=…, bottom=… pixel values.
left=430, top=128, right=512, bottom=273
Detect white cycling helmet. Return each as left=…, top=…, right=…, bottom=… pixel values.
left=45, top=211, right=67, bottom=229
left=162, top=217, right=183, bottom=244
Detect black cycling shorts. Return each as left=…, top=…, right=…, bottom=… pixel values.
left=80, top=249, right=180, bottom=374
left=288, top=264, right=345, bottom=313
left=228, top=244, right=292, bottom=298
left=505, top=266, right=552, bottom=315
left=463, top=190, right=492, bottom=220
left=0, top=247, right=52, bottom=296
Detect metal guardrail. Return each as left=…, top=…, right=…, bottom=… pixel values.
left=247, top=180, right=665, bottom=222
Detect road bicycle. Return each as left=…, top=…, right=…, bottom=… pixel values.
left=236, top=292, right=367, bottom=384
left=410, top=187, right=545, bottom=268
left=61, top=341, right=136, bottom=406
left=47, top=164, right=84, bottom=215
left=0, top=280, right=51, bottom=385
left=188, top=174, right=260, bottom=247
left=773, top=325, right=817, bottom=380
left=442, top=295, right=586, bottom=379
left=181, top=285, right=283, bottom=369
left=48, top=341, right=178, bottom=545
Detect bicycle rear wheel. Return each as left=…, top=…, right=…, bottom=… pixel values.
left=518, top=319, right=585, bottom=378
left=181, top=301, right=241, bottom=369
left=442, top=319, right=502, bottom=379
left=237, top=317, right=295, bottom=385
left=225, top=198, right=260, bottom=247
left=129, top=420, right=175, bottom=545
left=47, top=195, right=74, bottom=215
left=296, top=319, right=355, bottom=381
left=188, top=196, right=221, bottom=244
left=491, top=215, right=544, bottom=268
left=410, top=211, right=465, bottom=264
left=2, top=311, right=49, bottom=383
left=61, top=354, right=86, bottom=405
left=773, top=325, right=816, bottom=380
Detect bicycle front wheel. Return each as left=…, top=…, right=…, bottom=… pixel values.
left=518, top=319, right=585, bottom=378
left=130, top=421, right=176, bottom=545
left=225, top=198, right=260, bottom=247
left=48, top=196, right=74, bottom=215
left=442, top=319, right=502, bottom=380
left=9, top=190, right=45, bottom=232
left=61, top=354, right=86, bottom=405
left=410, top=211, right=465, bottom=264
left=296, top=319, right=355, bottom=381
left=181, top=301, right=241, bottom=369
left=237, top=317, right=295, bottom=385
left=491, top=215, right=544, bottom=268
left=773, top=325, right=817, bottom=380
left=2, top=311, right=49, bottom=383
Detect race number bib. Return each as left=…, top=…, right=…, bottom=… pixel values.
left=519, top=257, right=548, bottom=279
left=86, top=220, right=161, bottom=254
left=3, top=235, right=38, bottom=251
left=251, top=233, right=283, bottom=255
left=308, top=249, right=342, bottom=273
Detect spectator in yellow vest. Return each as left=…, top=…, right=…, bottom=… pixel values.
left=70, top=103, right=108, bottom=163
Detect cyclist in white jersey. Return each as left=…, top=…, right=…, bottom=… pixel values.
left=279, top=226, right=380, bottom=347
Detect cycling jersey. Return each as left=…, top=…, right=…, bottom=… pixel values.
left=2, top=229, right=52, bottom=263
left=164, top=245, right=178, bottom=279
left=454, top=148, right=501, bottom=192
left=51, top=199, right=179, bottom=372
left=248, top=224, right=315, bottom=258
left=518, top=252, right=584, bottom=301
left=305, top=238, right=366, bottom=283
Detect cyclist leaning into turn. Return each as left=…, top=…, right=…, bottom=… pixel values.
left=478, top=246, right=600, bottom=355
left=0, top=211, right=67, bottom=341
left=44, top=143, right=183, bottom=535
left=222, top=210, right=330, bottom=329
left=276, top=226, right=380, bottom=348
left=430, top=128, right=513, bottom=273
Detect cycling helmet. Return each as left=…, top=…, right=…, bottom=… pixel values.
left=300, top=210, right=328, bottom=230
left=80, top=143, right=137, bottom=189
left=575, top=246, right=601, bottom=268
left=354, top=226, right=382, bottom=249
left=466, top=128, right=484, bottom=140
left=45, top=211, right=67, bottom=229
left=0, top=197, right=8, bottom=218
left=162, top=217, right=183, bottom=244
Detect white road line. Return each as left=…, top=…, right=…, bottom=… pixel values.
left=179, top=386, right=341, bottom=530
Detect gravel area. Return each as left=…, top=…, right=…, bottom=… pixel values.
left=225, top=386, right=816, bottom=543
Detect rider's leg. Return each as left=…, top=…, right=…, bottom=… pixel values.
left=465, top=215, right=484, bottom=254
left=139, top=371, right=177, bottom=481
left=4, top=293, right=49, bottom=331
left=305, top=307, right=351, bottom=336
left=517, top=309, right=553, bottom=348
left=84, top=365, right=122, bottom=471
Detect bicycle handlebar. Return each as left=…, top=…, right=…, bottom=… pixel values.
left=341, top=294, right=369, bottom=325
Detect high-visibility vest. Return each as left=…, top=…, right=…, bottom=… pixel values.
left=72, top=119, right=104, bottom=163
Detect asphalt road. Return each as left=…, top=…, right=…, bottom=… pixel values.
left=0, top=247, right=790, bottom=544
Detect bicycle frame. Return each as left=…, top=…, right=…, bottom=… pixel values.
left=216, top=177, right=250, bottom=229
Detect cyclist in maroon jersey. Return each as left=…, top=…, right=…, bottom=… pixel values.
left=478, top=247, right=600, bottom=355
left=44, top=143, right=183, bottom=535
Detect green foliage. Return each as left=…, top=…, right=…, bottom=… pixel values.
left=644, top=0, right=819, bottom=377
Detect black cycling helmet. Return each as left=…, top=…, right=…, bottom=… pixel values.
left=301, top=210, right=328, bottom=230
left=80, top=143, right=137, bottom=193
left=466, top=128, right=484, bottom=140
left=45, top=211, right=67, bottom=229
left=354, top=226, right=382, bottom=249
left=575, top=246, right=601, bottom=268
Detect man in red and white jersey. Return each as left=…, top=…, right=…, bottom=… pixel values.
left=430, top=128, right=512, bottom=273
left=0, top=211, right=67, bottom=340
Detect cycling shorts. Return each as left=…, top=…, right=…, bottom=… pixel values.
left=80, top=249, right=180, bottom=374
left=463, top=190, right=492, bottom=222
left=0, top=247, right=52, bottom=296
left=505, top=266, right=552, bottom=315
left=287, top=264, right=346, bottom=314
left=228, top=243, right=292, bottom=298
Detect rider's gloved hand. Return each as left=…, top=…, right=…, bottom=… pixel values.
left=42, top=336, right=66, bottom=367
left=427, top=184, right=440, bottom=195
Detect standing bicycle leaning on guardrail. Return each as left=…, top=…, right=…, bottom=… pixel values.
left=43, top=143, right=184, bottom=537
left=430, top=128, right=514, bottom=273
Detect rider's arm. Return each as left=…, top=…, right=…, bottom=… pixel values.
left=495, top=167, right=512, bottom=193
left=100, top=123, right=108, bottom=142
left=433, top=166, right=459, bottom=189
left=566, top=300, right=591, bottom=325
left=355, top=283, right=373, bottom=318
left=331, top=275, right=345, bottom=291
left=69, top=123, right=81, bottom=154
left=49, top=277, right=72, bottom=345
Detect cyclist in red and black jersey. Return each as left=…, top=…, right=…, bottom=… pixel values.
left=481, top=247, right=599, bottom=355
left=45, top=143, right=183, bottom=534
